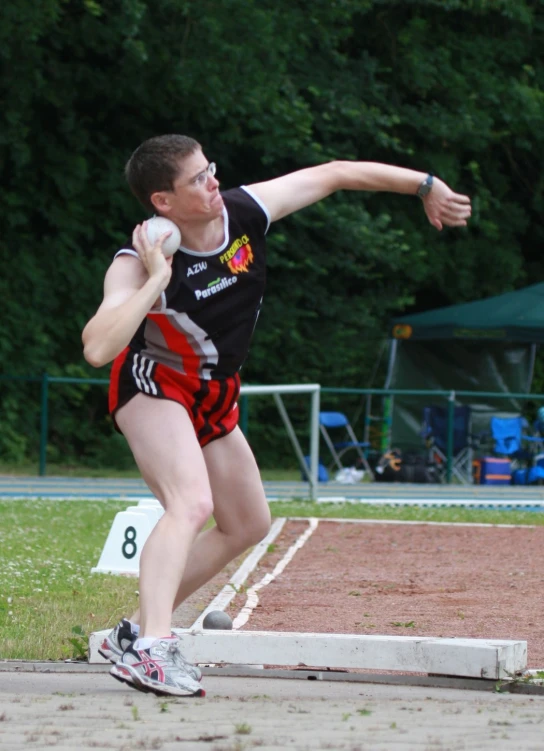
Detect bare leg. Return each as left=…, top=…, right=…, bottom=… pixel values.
left=129, top=426, right=271, bottom=622
left=173, top=427, right=271, bottom=606
left=116, top=394, right=213, bottom=638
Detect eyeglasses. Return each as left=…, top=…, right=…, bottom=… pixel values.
left=191, top=162, right=217, bottom=187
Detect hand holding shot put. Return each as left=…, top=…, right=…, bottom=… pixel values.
left=82, top=134, right=471, bottom=698
left=132, top=220, right=174, bottom=290
left=143, top=216, right=182, bottom=257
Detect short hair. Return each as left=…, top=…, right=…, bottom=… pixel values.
left=125, top=134, right=201, bottom=212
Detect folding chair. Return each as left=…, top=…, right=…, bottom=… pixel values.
left=489, top=416, right=541, bottom=463
left=319, top=411, right=374, bottom=480
left=421, top=405, right=474, bottom=484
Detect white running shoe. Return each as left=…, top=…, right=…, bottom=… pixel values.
left=100, top=621, right=201, bottom=681
left=110, top=637, right=204, bottom=697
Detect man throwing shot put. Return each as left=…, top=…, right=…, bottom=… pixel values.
left=82, top=134, right=471, bottom=697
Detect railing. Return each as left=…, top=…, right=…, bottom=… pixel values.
left=0, top=375, right=322, bottom=496
left=1, top=375, right=543, bottom=485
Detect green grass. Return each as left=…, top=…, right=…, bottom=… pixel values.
left=0, top=462, right=142, bottom=478
left=0, top=500, right=139, bottom=660
left=268, top=500, right=544, bottom=526
left=0, top=462, right=301, bottom=481
left=0, top=498, right=542, bottom=661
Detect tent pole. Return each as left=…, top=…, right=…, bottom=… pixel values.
left=527, top=344, right=537, bottom=393
left=446, top=392, right=455, bottom=484
left=383, top=339, right=397, bottom=453
left=384, top=339, right=397, bottom=389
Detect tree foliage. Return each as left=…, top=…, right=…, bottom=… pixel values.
left=1, top=0, right=543, bottom=465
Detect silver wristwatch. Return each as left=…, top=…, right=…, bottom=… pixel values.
left=416, top=174, right=433, bottom=198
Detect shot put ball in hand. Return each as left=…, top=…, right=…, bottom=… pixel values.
left=145, top=216, right=182, bottom=257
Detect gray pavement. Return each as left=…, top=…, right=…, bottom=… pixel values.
left=0, top=664, right=543, bottom=750
left=3, top=475, right=544, bottom=507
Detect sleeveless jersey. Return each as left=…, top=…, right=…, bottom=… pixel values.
left=115, top=186, right=270, bottom=380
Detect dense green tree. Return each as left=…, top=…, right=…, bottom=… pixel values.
left=0, top=0, right=543, bottom=466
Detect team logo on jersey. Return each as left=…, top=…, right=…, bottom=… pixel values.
left=187, top=261, right=207, bottom=277
left=219, top=235, right=254, bottom=274
left=194, top=275, right=238, bottom=300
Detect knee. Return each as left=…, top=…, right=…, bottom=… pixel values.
left=240, top=507, right=272, bottom=549
left=191, top=493, right=214, bottom=530
left=165, top=491, right=214, bottom=532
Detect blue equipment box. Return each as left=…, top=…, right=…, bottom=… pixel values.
left=480, top=457, right=511, bottom=485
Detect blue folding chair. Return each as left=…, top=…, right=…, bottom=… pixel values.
left=422, top=405, right=474, bottom=484
left=319, top=411, right=374, bottom=480
left=490, top=416, right=541, bottom=461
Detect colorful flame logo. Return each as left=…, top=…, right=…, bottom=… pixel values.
left=227, top=243, right=254, bottom=274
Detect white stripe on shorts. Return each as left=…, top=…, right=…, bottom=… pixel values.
left=132, top=353, right=157, bottom=396
left=144, top=357, right=158, bottom=396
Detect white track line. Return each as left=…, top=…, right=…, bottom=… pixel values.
left=314, top=498, right=544, bottom=508
left=288, top=516, right=537, bottom=529
left=232, top=517, right=319, bottom=630
left=189, top=517, right=287, bottom=630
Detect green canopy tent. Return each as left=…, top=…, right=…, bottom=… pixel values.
left=384, top=283, right=544, bottom=454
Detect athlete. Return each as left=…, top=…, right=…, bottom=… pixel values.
left=82, top=134, right=471, bottom=697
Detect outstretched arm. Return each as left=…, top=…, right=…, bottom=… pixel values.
left=248, top=161, right=471, bottom=230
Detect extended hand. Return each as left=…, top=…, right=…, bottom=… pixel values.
left=422, top=178, right=471, bottom=231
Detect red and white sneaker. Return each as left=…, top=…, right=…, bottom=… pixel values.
left=110, top=637, right=205, bottom=697
left=99, top=621, right=201, bottom=682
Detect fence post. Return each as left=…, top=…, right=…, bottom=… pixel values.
left=446, top=392, right=455, bottom=484
left=39, top=373, right=49, bottom=477
left=309, top=386, right=321, bottom=501
left=382, top=395, right=392, bottom=452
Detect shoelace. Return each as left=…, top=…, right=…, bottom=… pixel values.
left=167, top=641, right=199, bottom=677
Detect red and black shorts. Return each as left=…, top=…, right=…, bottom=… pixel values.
left=109, top=348, right=240, bottom=447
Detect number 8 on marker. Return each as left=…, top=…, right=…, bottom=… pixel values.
left=122, top=526, right=137, bottom=559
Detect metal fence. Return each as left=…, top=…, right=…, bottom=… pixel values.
left=2, top=374, right=544, bottom=484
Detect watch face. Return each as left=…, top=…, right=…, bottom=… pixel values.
left=417, top=176, right=433, bottom=197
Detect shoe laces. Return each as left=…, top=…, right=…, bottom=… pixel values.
left=166, top=640, right=193, bottom=671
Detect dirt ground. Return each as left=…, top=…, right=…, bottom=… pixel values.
left=229, top=519, right=544, bottom=668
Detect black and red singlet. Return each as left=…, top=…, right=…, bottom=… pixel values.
left=108, top=186, right=270, bottom=446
